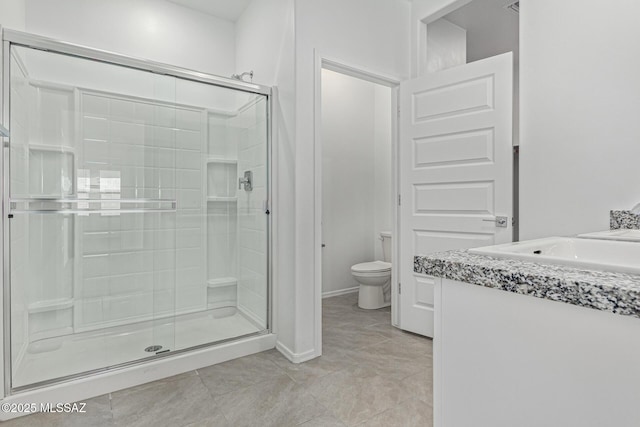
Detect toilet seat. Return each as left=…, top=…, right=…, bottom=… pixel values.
left=351, top=261, right=391, bottom=274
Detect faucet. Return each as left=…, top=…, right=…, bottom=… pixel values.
left=632, top=202, right=640, bottom=215
left=238, top=171, right=253, bottom=192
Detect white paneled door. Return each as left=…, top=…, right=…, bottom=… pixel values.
left=399, top=53, right=513, bottom=337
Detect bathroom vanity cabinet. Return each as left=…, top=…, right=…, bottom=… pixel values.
left=415, top=251, right=640, bottom=427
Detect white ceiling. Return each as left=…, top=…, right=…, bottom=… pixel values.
left=167, top=0, right=253, bottom=22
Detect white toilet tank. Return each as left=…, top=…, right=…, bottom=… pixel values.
left=380, top=232, right=392, bottom=263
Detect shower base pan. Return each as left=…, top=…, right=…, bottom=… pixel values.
left=12, top=307, right=264, bottom=389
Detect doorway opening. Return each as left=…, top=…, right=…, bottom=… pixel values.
left=320, top=69, right=392, bottom=301
left=314, top=58, right=401, bottom=356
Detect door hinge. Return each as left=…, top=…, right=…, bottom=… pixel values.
left=398, top=194, right=401, bottom=206
left=398, top=283, right=401, bottom=294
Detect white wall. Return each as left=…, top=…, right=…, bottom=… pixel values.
left=295, top=0, right=410, bottom=358
left=321, top=70, right=392, bottom=296
left=235, top=0, right=297, bottom=357
left=519, top=0, right=640, bottom=239
left=321, top=70, right=374, bottom=295
left=22, top=0, right=236, bottom=77
left=411, top=0, right=471, bottom=77
left=0, top=0, right=26, bottom=30
left=373, top=85, right=393, bottom=261
left=236, top=0, right=293, bottom=84
left=426, top=18, right=466, bottom=73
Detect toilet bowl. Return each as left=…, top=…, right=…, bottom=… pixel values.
left=351, top=261, right=391, bottom=309
left=351, top=232, right=392, bottom=309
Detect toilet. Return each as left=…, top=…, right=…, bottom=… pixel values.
left=351, top=232, right=392, bottom=309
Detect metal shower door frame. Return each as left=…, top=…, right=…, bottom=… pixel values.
left=0, top=29, right=273, bottom=397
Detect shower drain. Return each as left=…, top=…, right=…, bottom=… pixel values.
left=145, top=345, right=163, bottom=353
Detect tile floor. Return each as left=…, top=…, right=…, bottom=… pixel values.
left=4, top=293, right=433, bottom=427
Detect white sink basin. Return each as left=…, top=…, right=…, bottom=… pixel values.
left=469, top=237, right=640, bottom=275
left=578, top=229, right=640, bottom=242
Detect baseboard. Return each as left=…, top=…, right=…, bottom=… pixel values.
left=322, top=286, right=359, bottom=299
left=275, top=341, right=318, bottom=364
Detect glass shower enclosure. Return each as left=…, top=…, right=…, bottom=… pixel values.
left=2, top=32, right=270, bottom=391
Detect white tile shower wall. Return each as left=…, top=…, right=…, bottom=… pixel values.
left=235, top=99, right=268, bottom=328
left=77, top=92, right=207, bottom=330
left=10, top=59, right=78, bottom=347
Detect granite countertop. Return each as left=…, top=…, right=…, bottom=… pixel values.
left=414, top=250, right=640, bottom=319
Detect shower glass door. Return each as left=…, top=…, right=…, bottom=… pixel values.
left=6, top=42, right=269, bottom=391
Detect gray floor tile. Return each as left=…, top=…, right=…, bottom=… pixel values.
left=267, top=346, right=355, bottom=385
left=323, top=293, right=359, bottom=307
left=359, top=397, right=433, bottom=427
left=364, top=322, right=433, bottom=348
left=402, top=370, right=433, bottom=406
left=197, top=352, right=285, bottom=397
left=1, top=395, right=113, bottom=427
left=111, top=375, right=220, bottom=427
left=307, top=368, right=413, bottom=426
left=298, top=413, right=348, bottom=427
left=323, top=305, right=391, bottom=329
left=214, top=374, right=327, bottom=427
left=113, top=370, right=199, bottom=395
left=322, top=319, right=391, bottom=352
left=182, top=413, right=232, bottom=427
left=340, top=339, right=432, bottom=381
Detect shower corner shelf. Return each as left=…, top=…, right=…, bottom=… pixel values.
left=206, top=158, right=237, bottom=164
left=28, top=143, right=76, bottom=153
left=207, top=277, right=237, bottom=289
left=207, top=196, right=237, bottom=202
left=27, top=298, right=74, bottom=314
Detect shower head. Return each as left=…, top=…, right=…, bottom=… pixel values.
left=231, top=70, right=254, bottom=82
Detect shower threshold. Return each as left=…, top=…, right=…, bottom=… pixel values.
left=12, top=307, right=263, bottom=389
